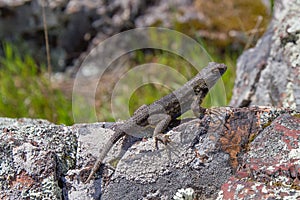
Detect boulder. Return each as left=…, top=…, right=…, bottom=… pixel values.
left=1, top=107, right=299, bottom=199
left=217, top=114, right=300, bottom=199
left=230, top=0, right=300, bottom=110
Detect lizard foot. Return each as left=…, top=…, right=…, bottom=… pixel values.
left=154, top=134, right=171, bottom=149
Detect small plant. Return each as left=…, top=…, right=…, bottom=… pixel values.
left=0, top=42, right=73, bottom=125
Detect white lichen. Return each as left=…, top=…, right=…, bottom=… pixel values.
left=173, top=188, right=195, bottom=200
left=282, top=82, right=296, bottom=109
left=289, top=148, right=300, bottom=165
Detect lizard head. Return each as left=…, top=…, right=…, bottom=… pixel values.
left=200, top=62, right=227, bottom=88
left=205, top=62, right=227, bottom=76
left=183, top=62, right=227, bottom=98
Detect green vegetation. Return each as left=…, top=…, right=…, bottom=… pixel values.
left=0, top=42, right=240, bottom=124
left=0, top=42, right=73, bottom=125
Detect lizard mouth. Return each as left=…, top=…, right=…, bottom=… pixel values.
left=216, top=63, right=227, bottom=75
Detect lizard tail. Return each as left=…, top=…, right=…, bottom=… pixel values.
left=84, top=130, right=124, bottom=183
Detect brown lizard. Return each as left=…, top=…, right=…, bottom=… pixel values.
left=85, top=62, right=227, bottom=183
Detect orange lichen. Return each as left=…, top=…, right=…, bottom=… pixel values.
left=11, top=170, right=35, bottom=189
left=218, top=108, right=261, bottom=169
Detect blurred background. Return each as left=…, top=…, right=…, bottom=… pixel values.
left=0, top=0, right=273, bottom=125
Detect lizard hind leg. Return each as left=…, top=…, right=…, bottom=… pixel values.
left=148, top=114, right=172, bottom=149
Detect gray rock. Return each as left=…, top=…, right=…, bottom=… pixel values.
left=217, top=113, right=300, bottom=199
left=135, top=0, right=195, bottom=28
left=0, top=107, right=299, bottom=199
left=65, top=107, right=299, bottom=199
left=230, top=0, right=300, bottom=110
left=0, top=118, right=77, bottom=199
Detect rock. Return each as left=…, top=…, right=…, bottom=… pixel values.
left=135, top=0, right=195, bottom=28
left=0, top=118, right=77, bottom=199
left=230, top=0, right=300, bottom=110
left=0, top=107, right=299, bottom=198
left=0, top=0, right=31, bottom=7
left=82, top=107, right=298, bottom=199
left=217, top=114, right=300, bottom=199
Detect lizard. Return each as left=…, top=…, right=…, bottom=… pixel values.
left=85, top=62, right=227, bottom=183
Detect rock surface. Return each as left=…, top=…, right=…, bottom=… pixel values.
left=0, top=118, right=77, bottom=199
left=230, top=0, right=300, bottom=110
left=217, top=114, right=300, bottom=199
left=1, top=107, right=299, bottom=199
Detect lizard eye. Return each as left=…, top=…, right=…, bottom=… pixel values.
left=212, top=68, right=220, bottom=74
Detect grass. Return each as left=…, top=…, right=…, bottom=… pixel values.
left=0, top=40, right=238, bottom=124
left=0, top=42, right=73, bottom=125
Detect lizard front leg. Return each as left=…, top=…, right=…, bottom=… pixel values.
left=148, top=113, right=172, bottom=149
left=191, top=95, right=206, bottom=119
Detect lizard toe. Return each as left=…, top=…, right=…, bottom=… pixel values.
left=154, top=133, right=171, bottom=149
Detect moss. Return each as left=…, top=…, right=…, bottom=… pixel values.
left=272, top=181, right=284, bottom=187
left=291, top=113, right=300, bottom=118
left=291, top=183, right=300, bottom=190
left=262, top=121, right=272, bottom=129
left=109, top=157, right=121, bottom=168
left=248, top=133, right=257, bottom=143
